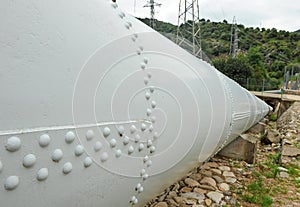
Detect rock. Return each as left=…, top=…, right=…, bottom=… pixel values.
left=180, top=187, right=192, bottom=193
left=199, top=184, right=216, bottom=191
left=189, top=173, right=202, bottom=181
left=262, top=129, right=281, bottom=144
left=174, top=197, right=187, bottom=204
left=277, top=167, right=288, bottom=172
left=172, top=183, right=180, bottom=191
left=184, top=178, right=200, bottom=187
left=223, top=171, right=235, bottom=177
left=204, top=162, right=219, bottom=168
left=218, top=166, right=230, bottom=171
left=154, top=202, right=168, bottom=207
left=200, top=170, right=212, bottom=177
left=200, top=177, right=216, bottom=187
left=218, top=183, right=230, bottom=191
left=205, top=199, right=212, bottom=206
left=193, top=188, right=207, bottom=194
left=166, top=199, right=178, bottom=206
left=279, top=172, right=289, bottom=178
left=207, top=191, right=224, bottom=204
left=210, top=169, right=222, bottom=175
left=181, top=192, right=205, bottom=201
left=282, top=145, right=300, bottom=157
left=225, top=177, right=237, bottom=183
left=168, top=191, right=178, bottom=197
left=212, top=175, right=224, bottom=183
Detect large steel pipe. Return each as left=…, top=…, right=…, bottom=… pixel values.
left=0, top=0, right=271, bottom=206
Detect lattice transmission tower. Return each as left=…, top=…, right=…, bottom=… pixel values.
left=144, top=0, right=162, bottom=29
left=229, top=16, right=239, bottom=58
left=176, top=0, right=202, bottom=59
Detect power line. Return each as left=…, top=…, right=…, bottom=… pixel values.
left=144, top=0, right=162, bottom=29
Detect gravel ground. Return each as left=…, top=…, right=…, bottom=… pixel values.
left=145, top=102, right=300, bottom=207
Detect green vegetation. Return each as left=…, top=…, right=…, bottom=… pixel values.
left=139, top=18, right=300, bottom=90
left=269, top=113, right=277, bottom=122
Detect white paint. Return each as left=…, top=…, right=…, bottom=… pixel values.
left=128, top=146, right=134, bottom=154
left=37, top=168, right=49, bottom=181
left=129, top=125, right=137, bottom=134
left=5, top=137, right=21, bottom=152
left=100, top=152, right=109, bottom=162
left=109, top=139, right=117, bottom=148
left=4, top=176, right=19, bottom=190
left=115, top=149, right=122, bottom=158
left=141, top=123, right=147, bottom=131
left=23, top=154, right=37, bottom=168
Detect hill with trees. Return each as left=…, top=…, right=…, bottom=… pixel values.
left=139, top=18, right=300, bottom=90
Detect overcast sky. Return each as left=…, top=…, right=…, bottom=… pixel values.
left=118, top=0, right=300, bottom=32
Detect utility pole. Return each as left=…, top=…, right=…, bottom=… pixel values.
left=144, top=0, right=162, bottom=29
left=229, top=16, right=239, bottom=58
left=176, top=0, right=202, bottom=59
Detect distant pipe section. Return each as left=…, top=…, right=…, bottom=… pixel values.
left=0, top=0, right=271, bottom=206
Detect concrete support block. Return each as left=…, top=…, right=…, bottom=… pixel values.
left=246, top=122, right=266, bottom=134
left=218, top=134, right=258, bottom=164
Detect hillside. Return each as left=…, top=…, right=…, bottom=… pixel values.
left=139, top=18, right=300, bottom=90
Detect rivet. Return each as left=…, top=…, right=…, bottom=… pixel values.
left=135, top=183, right=142, bottom=191
left=149, top=125, right=154, bottom=132
left=133, top=33, right=138, bottom=38
left=130, top=196, right=138, bottom=204
left=141, top=62, right=146, bottom=70
left=94, top=141, right=103, bottom=152
left=23, top=154, right=37, bottom=168
left=111, top=2, right=118, bottom=8
left=74, top=145, right=85, bottom=156
left=153, top=132, right=159, bottom=139
left=138, top=143, right=145, bottom=151
left=147, top=72, right=152, bottom=79
left=145, top=92, right=151, bottom=100
left=62, top=162, right=73, bottom=174
left=109, top=139, right=117, bottom=148
left=100, top=152, right=109, bottom=162
left=65, top=131, right=76, bottom=143
left=143, top=57, right=148, bottom=64
left=140, top=169, right=146, bottom=176
left=147, top=140, right=153, bottom=148
left=5, top=136, right=21, bottom=152
left=130, top=125, right=137, bottom=134
left=141, top=123, right=147, bottom=131
left=125, top=22, right=131, bottom=30
left=139, top=46, right=144, bottom=51
left=128, top=145, right=134, bottom=154
left=0, top=160, right=3, bottom=173
left=143, top=155, right=150, bottom=163
left=37, top=168, right=48, bottom=181
left=135, top=134, right=141, bottom=143
left=144, top=77, right=149, bottom=85
left=150, top=116, right=156, bottom=123
left=86, top=130, right=94, bottom=141
left=51, top=149, right=63, bottom=162
left=103, top=127, right=111, bottom=138
left=4, top=176, right=19, bottom=190
left=117, top=126, right=125, bottom=136
left=150, top=146, right=156, bottom=153
left=39, top=134, right=51, bottom=147
left=136, top=49, right=141, bottom=55
left=146, top=160, right=153, bottom=167
left=138, top=186, right=144, bottom=193
left=149, top=86, right=155, bottom=93
left=118, top=12, right=125, bottom=18
left=142, top=173, right=149, bottom=180
left=123, top=136, right=130, bottom=145
left=146, top=109, right=152, bottom=116
left=83, top=157, right=93, bottom=168
left=115, top=149, right=122, bottom=158
left=131, top=37, right=136, bottom=42
left=151, top=101, right=156, bottom=109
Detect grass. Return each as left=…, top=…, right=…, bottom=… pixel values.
left=269, top=113, right=277, bottom=122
